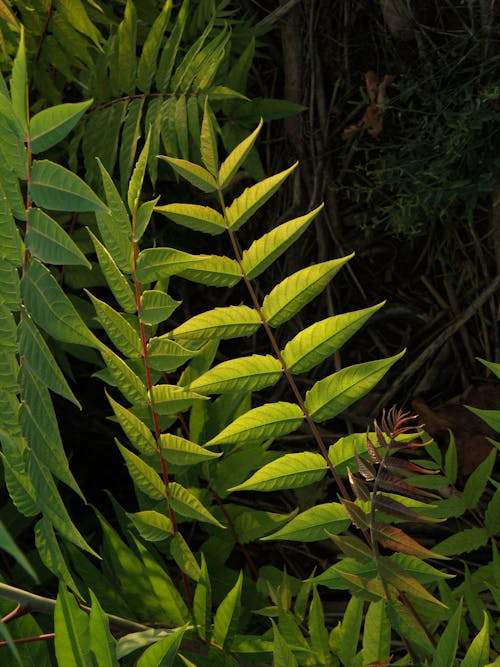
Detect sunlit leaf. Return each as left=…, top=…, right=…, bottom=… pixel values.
left=188, top=354, right=282, bottom=394
left=170, top=305, right=260, bottom=340
left=207, top=402, right=304, bottom=448
left=229, top=451, right=325, bottom=493
left=305, top=351, right=405, bottom=422
left=262, top=502, right=349, bottom=542
left=262, top=256, right=352, bottom=327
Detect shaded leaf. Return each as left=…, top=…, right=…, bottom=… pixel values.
left=30, top=160, right=107, bottom=212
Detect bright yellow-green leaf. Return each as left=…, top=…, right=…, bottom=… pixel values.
left=218, top=119, right=263, bottom=189
left=262, top=503, right=349, bottom=542
left=262, top=255, right=353, bottom=327
left=282, top=303, right=385, bottom=374
left=159, top=433, right=221, bottom=465
left=155, top=203, right=226, bottom=235
left=189, top=354, right=282, bottom=394
left=170, top=305, right=260, bottom=340
left=149, top=384, right=207, bottom=415
left=88, top=230, right=136, bottom=312
left=206, top=402, right=304, bottom=448
left=117, top=441, right=165, bottom=500
left=169, top=482, right=224, bottom=528
left=225, top=163, right=297, bottom=231
left=158, top=156, right=217, bottom=192
left=305, top=351, right=405, bottom=422
left=242, top=205, right=322, bottom=279
left=228, top=451, right=326, bottom=492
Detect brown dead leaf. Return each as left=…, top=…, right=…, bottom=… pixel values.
left=342, top=71, right=394, bottom=140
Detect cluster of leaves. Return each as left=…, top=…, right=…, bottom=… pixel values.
left=0, top=5, right=499, bottom=666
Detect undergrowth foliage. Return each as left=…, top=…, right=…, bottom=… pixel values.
left=0, top=13, right=498, bottom=667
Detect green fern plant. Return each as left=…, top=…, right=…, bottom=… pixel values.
left=1, top=25, right=499, bottom=667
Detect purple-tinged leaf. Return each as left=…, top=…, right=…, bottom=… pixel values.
left=384, top=456, right=439, bottom=475
left=378, top=470, right=440, bottom=499
left=375, top=524, right=449, bottom=560
left=348, top=469, right=370, bottom=501
left=355, top=452, right=376, bottom=480
left=340, top=498, right=369, bottom=530
left=366, top=434, right=382, bottom=463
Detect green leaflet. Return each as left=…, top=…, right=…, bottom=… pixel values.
left=159, top=433, right=220, bottom=464
left=88, top=590, right=117, bottom=667
left=136, top=625, right=188, bottom=667
left=305, top=351, right=405, bottom=422
left=170, top=531, right=201, bottom=581
left=18, top=312, right=80, bottom=406
left=218, top=119, right=263, bottom=190
left=26, top=453, right=98, bottom=556
left=262, top=255, right=353, bottom=327
left=19, top=364, right=83, bottom=499
left=145, top=98, right=163, bottom=186
left=463, top=447, right=496, bottom=508
left=137, top=0, right=173, bottom=92
left=193, top=554, right=211, bottom=641
left=127, top=510, right=174, bottom=542
left=201, top=98, right=218, bottom=176
left=477, top=357, right=500, bottom=380
left=230, top=506, right=298, bottom=544
left=158, top=156, right=217, bottom=193
left=228, top=452, right=326, bottom=492
left=136, top=247, right=206, bottom=283
left=175, top=94, right=189, bottom=160
left=2, top=451, right=39, bottom=517
left=29, top=99, right=93, bottom=154
left=466, top=405, right=500, bottom=434
left=128, top=128, right=150, bottom=216
left=0, top=520, right=37, bottom=581
left=10, top=27, right=28, bottom=133
left=83, top=103, right=127, bottom=185
left=272, top=622, right=299, bottom=667
left=212, top=571, right=243, bottom=650
left=431, top=601, right=462, bottom=667
left=362, top=600, right=391, bottom=664
left=117, top=441, right=165, bottom=500
left=147, top=337, right=196, bottom=372
left=179, top=254, right=242, bottom=288
left=170, top=305, right=260, bottom=340
left=30, top=160, right=108, bottom=212
left=156, top=0, right=188, bottom=90
left=261, top=503, right=350, bottom=542
left=0, top=183, right=24, bottom=265
left=22, top=260, right=100, bottom=348
left=282, top=303, right=385, bottom=374
left=97, top=516, right=189, bottom=625
left=134, top=197, right=160, bottom=242
left=120, top=98, right=144, bottom=199
left=206, top=402, right=304, bottom=448
left=54, top=581, right=90, bottom=667
left=434, top=528, right=489, bottom=556
left=462, top=612, right=491, bottom=667
left=149, top=384, right=207, bottom=415
left=87, top=292, right=141, bottom=358
left=140, top=290, right=180, bottom=325
left=96, top=160, right=133, bottom=273
left=168, top=482, right=224, bottom=528
left=116, top=0, right=137, bottom=94
left=188, top=354, right=282, bottom=394
left=309, top=587, right=329, bottom=664
left=155, top=203, right=226, bottom=235
left=106, top=392, right=156, bottom=455
left=88, top=230, right=136, bottom=313
left=35, top=517, right=81, bottom=595
left=242, top=205, right=323, bottom=280
left=99, top=346, right=148, bottom=405
left=26, top=208, right=91, bottom=268
left=225, top=163, right=297, bottom=231
left=0, top=262, right=21, bottom=312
